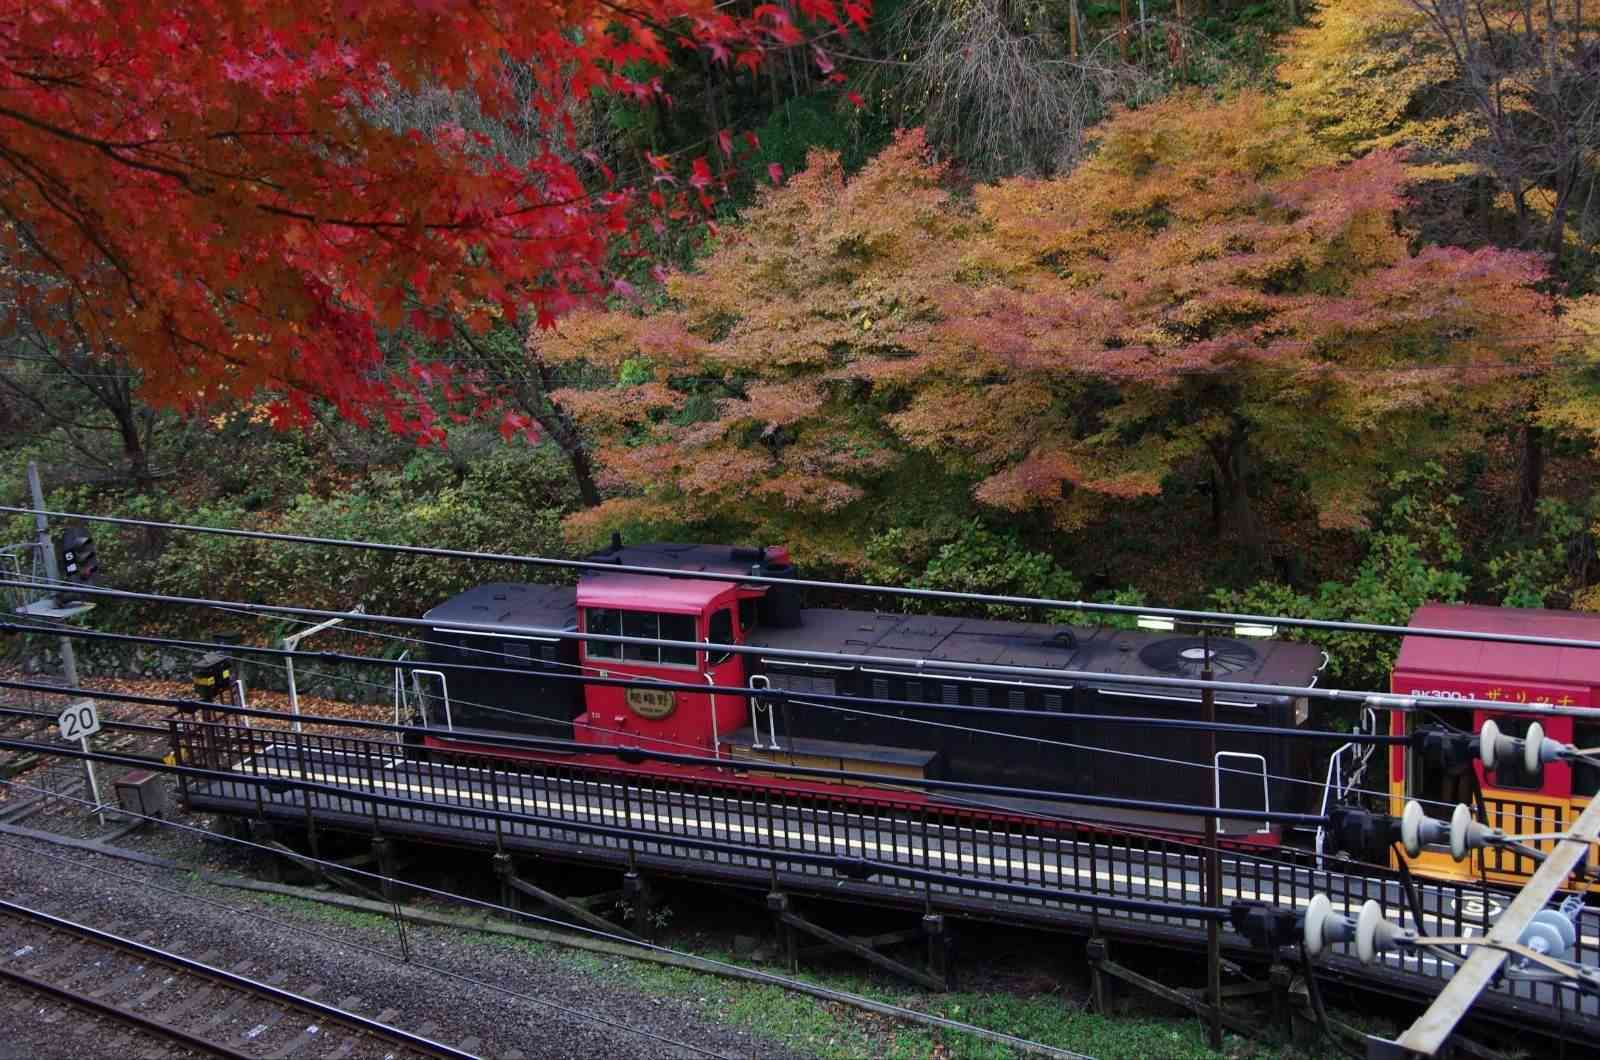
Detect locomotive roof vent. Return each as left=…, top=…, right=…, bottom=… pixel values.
left=1137, top=636, right=1259, bottom=677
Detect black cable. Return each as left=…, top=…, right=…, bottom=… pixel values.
left=0, top=690, right=1328, bottom=825
left=0, top=703, right=169, bottom=736
left=9, top=503, right=1600, bottom=650
left=0, top=618, right=1408, bottom=746
left=0, top=732, right=1251, bottom=918
left=0, top=774, right=1099, bottom=1060
left=0, top=836, right=734, bottom=1059
left=3, top=578, right=1567, bottom=720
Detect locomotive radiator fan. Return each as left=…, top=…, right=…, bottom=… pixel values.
left=1137, top=637, right=1259, bottom=677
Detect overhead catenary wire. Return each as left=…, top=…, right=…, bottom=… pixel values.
left=0, top=615, right=1408, bottom=746
left=9, top=503, right=1600, bottom=653
left=5, top=577, right=1592, bottom=723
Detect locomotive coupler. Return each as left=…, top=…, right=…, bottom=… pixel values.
left=1229, top=900, right=1299, bottom=952
left=1324, top=806, right=1399, bottom=864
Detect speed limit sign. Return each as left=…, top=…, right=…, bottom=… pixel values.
left=58, top=700, right=101, bottom=741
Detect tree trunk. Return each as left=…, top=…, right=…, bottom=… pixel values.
left=1208, top=426, right=1263, bottom=564
left=1209, top=470, right=1223, bottom=538
left=1518, top=421, right=1545, bottom=531
left=564, top=444, right=603, bottom=508
left=528, top=357, right=602, bottom=508
left=112, top=401, right=154, bottom=491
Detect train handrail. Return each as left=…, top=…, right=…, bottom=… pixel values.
left=1214, top=751, right=1271, bottom=835
left=392, top=649, right=411, bottom=726
left=748, top=675, right=779, bottom=750
left=410, top=669, right=452, bottom=730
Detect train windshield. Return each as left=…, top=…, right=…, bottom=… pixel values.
left=584, top=608, right=697, bottom=666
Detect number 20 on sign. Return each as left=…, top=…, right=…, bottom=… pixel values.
left=58, top=700, right=101, bottom=741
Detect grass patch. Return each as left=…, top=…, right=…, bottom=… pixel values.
left=543, top=945, right=1295, bottom=1059
left=255, top=892, right=397, bottom=933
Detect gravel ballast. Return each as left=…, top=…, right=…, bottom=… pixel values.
left=0, top=827, right=803, bottom=1059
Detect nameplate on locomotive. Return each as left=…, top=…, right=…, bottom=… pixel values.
left=626, top=687, right=676, bottom=719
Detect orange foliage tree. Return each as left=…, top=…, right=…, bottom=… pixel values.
left=0, top=0, right=860, bottom=439
left=539, top=95, right=1571, bottom=560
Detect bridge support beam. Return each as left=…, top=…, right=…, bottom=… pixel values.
left=766, top=891, right=949, bottom=990
left=1086, top=936, right=1259, bottom=1040
left=492, top=855, right=644, bottom=943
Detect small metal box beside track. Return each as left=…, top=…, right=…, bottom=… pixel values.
left=114, top=770, right=168, bottom=821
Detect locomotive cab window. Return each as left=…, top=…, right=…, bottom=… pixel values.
left=708, top=609, right=735, bottom=665
left=738, top=597, right=760, bottom=634
left=1483, top=715, right=1542, bottom=791
left=584, top=609, right=696, bottom=666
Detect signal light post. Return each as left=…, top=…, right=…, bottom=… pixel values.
left=25, top=462, right=104, bottom=823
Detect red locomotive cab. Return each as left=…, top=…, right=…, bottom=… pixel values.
left=573, top=573, right=752, bottom=757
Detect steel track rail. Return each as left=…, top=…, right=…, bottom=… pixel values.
left=0, top=897, right=479, bottom=1060
left=0, top=958, right=250, bottom=1059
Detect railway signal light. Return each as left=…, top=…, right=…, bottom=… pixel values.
left=191, top=652, right=234, bottom=703
left=56, top=526, right=97, bottom=583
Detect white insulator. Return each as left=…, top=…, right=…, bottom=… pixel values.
left=1518, top=916, right=1569, bottom=962
left=1524, top=721, right=1546, bottom=775
left=1400, top=800, right=1447, bottom=857
left=1305, top=896, right=1344, bottom=960
left=1480, top=719, right=1518, bottom=772
left=1354, top=900, right=1414, bottom=965
left=1521, top=909, right=1578, bottom=960
left=1356, top=901, right=1384, bottom=964
left=1448, top=803, right=1496, bottom=862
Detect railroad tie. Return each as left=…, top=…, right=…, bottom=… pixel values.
left=237, top=1005, right=287, bottom=1046
left=87, top=962, right=155, bottom=1001
left=198, top=990, right=254, bottom=1035
left=20, top=941, right=92, bottom=980
left=321, top=1034, right=359, bottom=1060
left=131, top=975, right=176, bottom=1010
left=263, top=1018, right=326, bottom=1060
left=152, top=984, right=216, bottom=1028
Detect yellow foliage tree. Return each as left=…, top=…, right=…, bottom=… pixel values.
left=536, top=95, right=1568, bottom=562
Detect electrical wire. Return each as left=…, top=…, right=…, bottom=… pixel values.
left=10, top=503, right=1600, bottom=652
left=0, top=774, right=1108, bottom=1060
left=0, top=832, right=734, bottom=1059
left=2, top=609, right=1408, bottom=746
left=8, top=576, right=1591, bottom=726
left=3, top=615, right=1559, bottom=829
left=0, top=690, right=1322, bottom=827
left=0, top=734, right=1245, bottom=921
left=5, top=580, right=1575, bottom=827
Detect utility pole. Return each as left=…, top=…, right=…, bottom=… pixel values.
left=1201, top=626, right=1223, bottom=1051
left=26, top=462, right=105, bottom=824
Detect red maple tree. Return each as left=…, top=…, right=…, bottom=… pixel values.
left=0, top=0, right=858, bottom=441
